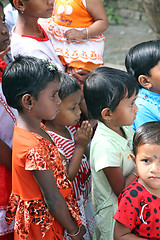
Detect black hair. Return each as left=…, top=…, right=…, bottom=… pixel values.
left=133, top=121, right=160, bottom=156
left=83, top=66, right=139, bottom=120
left=0, top=1, right=3, bottom=8
left=2, top=55, right=60, bottom=112
left=125, top=40, right=160, bottom=88
left=58, top=71, right=81, bottom=100
left=9, top=0, right=14, bottom=7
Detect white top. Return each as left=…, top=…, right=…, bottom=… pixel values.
left=4, top=3, right=18, bottom=35
left=0, top=83, right=18, bottom=148
left=11, top=21, right=64, bottom=71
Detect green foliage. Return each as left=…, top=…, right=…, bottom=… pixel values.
left=107, top=6, right=122, bottom=24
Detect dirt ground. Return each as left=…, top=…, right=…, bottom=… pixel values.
left=103, top=18, right=157, bottom=70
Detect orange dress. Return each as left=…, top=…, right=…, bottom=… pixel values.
left=6, top=124, right=81, bottom=239
left=47, top=0, right=106, bottom=72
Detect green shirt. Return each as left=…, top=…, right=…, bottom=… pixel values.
left=90, top=121, right=134, bottom=239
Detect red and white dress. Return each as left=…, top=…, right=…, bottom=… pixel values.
left=47, top=0, right=106, bottom=72
left=48, top=125, right=95, bottom=240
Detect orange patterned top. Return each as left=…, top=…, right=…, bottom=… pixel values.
left=6, top=123, right=81, bottom=239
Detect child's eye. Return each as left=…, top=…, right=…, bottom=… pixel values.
left=51, top=92, right=57, bottom=98
left=130, top=101, right=135, bottom=107
left=71, top=106, right=75, bottom=111
left=142, top=159, right=150, bottom=163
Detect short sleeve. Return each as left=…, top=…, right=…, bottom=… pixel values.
left=113, top=191, right=146, bottom=230
left=92, top=142, right=121, bottom=172
left=133, top=100, right=159, bottom=131
left=25, top=143, right=53, bottom=170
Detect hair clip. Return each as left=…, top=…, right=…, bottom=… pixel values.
left=46, top=61, right=58, bottom=71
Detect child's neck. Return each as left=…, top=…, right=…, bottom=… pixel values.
left=14, top=15, right=44, bottom=38
left=17, top=114, right=42, bottom=133
left=139, top=178, right=160, bottom=198
left=46, top=121, right=72, bottom=140
left=17, top=115, right=54, bottom=144
left=103, top=121, right=126, bottom=138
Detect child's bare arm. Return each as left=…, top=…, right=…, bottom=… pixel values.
left=0, top=138, right=12, bottom=169
left=67, top=121, right=92, bottom=181
left=32, top=169, right=86, bottom=239
left=64, top=0, right=108, bottom=41
left=114, top=221, right=148, bottom=240
left=86, top=0, right=109, bottom=36
left=103, top=167, right=137, bottom=197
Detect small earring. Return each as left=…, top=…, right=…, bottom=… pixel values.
left=28, top=107, right=31, bottom=113
left=107, top=118, right=110, bottom=122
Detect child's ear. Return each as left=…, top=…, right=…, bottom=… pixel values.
left=13, top=0, right=25, bottom=12
left=21, top=94, right=33, bottom=112
left=138, top=75, right=152, bottom=89
left=101, top=108, right=111, bottom=122
left=130, top=153, right=136, bottom=166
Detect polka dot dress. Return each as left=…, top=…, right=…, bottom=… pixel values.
left=113, top=178, right=160, bottom=239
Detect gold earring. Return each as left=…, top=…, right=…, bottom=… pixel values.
left=107, top=118, right=110, bottom=122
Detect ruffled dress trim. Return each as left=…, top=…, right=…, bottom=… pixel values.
left=6, top=194, right=54, bottom=238
left=47, top=18, right=105, bottom=66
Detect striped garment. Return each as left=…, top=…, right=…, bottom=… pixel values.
left=48, top=125, right=91, bottom=201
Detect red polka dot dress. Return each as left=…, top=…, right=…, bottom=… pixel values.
left=114, top=178, right=160, bottom=239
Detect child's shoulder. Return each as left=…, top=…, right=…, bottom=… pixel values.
left=119, top=178, right=150, bottom=205
left=92, top=122, right=132, bottom=146
left=137, top=88, right=160, bottom=106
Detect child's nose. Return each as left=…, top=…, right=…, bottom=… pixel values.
left=76, top=106, right=81, bottom=116
left=134, top=103, right=138, bottom=112
left=151, top=162, right=160, bottom=172
left=48, top=0, right=54, bottom=5
left=1, top=24, right=9, bottom=36
left=56, top=94, right=61, bottom=105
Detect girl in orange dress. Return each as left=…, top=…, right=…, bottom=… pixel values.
left=2, top=55, right=86, bottom=240
left=47, top=0, right=109, bottom=74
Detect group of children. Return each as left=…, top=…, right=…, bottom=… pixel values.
left=1, top=0, right=160, bottom=240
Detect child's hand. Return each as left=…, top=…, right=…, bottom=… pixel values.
left=70, top=225, right=86, bottom=240
left=64, top=29, right=85, bottom=41
left=69, top=67, right=89, bottom=84
left=75, top=121, right=93, bottom=148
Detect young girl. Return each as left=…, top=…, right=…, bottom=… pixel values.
left=2, top=55, right=85, bottom=239
left=47, top=0, right=109, bottom=73
left=45, top=72, right=94, bottom=239
left=83, top=66, right=139, bottom=240
left=125, top=40, right=160, bottom=132
left=0, top=2, right=18, bottom=239
left=11, top=0, right=64, bottom=71
left=114, top=121, right=160, bottom=240
left=12, top=0, right=89, bottom=83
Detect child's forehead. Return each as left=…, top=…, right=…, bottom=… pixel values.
left=63, top=89, right=82, bottom=102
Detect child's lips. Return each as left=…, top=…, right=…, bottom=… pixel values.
left=3, top=38, right=10, bottom=44
left=47, top=7, right=53, bottom=13
left=149, top=176, right=160, bottom=179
